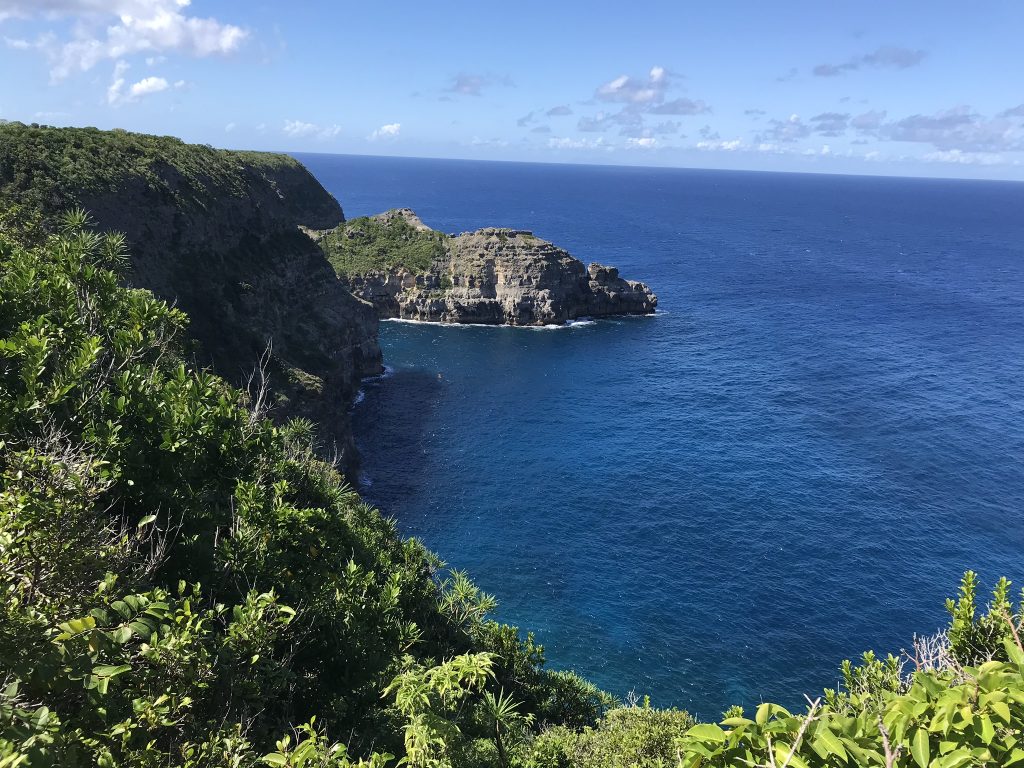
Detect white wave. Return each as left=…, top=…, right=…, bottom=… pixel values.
left=364, top=364, right=395, bottom=381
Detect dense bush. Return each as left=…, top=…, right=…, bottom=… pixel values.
left=319, top=214, right=448, bottom=276
left=0, top=211, right=601, bottom=767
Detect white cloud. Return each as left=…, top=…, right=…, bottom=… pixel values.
left=469, top=136, right=509, bottom=148
left=129, top=75, right=168, bottom=98
left=802, top=144, right=832, bottom=156
left=224, top=122, right=235, bottom=133
left=1, top=0, right=247, bottom=81
left=105, top=59, right=172, bottom=105
left=283, top=119, right=341, bottom=140
left=696, top=138, right=744, bottom=151
left=106, top=59, right=129, bottom=104
left=922, top=149, right=1010, bottom=166
left=547, top=136, right=609, bottom=150
left=625, top=137, right=658, bottom=149
left=369, top=122, right=401, bottom=141
left=596, top=65, right=671, bottom=104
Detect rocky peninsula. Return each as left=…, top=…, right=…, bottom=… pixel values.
left=312, top=208, right=657, bottom=325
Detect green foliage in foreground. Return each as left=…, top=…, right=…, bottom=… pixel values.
left=319, top=214, right=448, bottom=276
left=0, top=211, right=607, bottom=767
left=2, top=208, right=1023, bottom=768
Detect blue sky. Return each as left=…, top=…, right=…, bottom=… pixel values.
left=2, top=1, right=1024, bottom=179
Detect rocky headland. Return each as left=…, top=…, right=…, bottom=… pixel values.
left=314, top=208, right=657, bottom=325
left=1, top=125, right=658, bottom=476
left=0, top=124, right=380, bottom=472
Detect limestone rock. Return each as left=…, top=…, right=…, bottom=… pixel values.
left=323, top=212, right=657, bottom=325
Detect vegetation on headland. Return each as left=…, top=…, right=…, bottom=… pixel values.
left=0, top=121, right=317, bottom=218
left=2, top=207, right=1024, bottom=765
left=319, top=214, right=448, bottom=276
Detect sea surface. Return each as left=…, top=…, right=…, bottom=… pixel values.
left=297, top=153, right=1024, bottom=720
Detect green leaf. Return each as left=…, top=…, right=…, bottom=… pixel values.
left=137, top=514, right=157, bottom=528
left=812, top=727, right=848, bottom=761
left=975, top=714, right=995, bottom=745
left=911, top=727, right=930, bottom=768
left=934, top=748, right=974, bottom=768
left=93, top=664, right=131, bottom=678
left=721, top=716, right=754, bottom=728
left=686, top=723, right=728, bottom=743
left=261, top=755, right=288, bottom=767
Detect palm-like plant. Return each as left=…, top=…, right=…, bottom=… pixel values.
left=481, top=688, right=534, bottom=768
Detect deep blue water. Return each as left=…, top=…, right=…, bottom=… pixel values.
left=298, top=153, right=1024, bottom=720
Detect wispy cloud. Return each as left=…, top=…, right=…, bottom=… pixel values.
left=445, top=72, right=513, bottom=96
left=923, top=149, right=1014, bottom=166
left=876, top=105, right=1024, bottom=152
left=106, top=59, right=178, bottom=105
left=596, top=65, right=670, bottom=104
left=283, top=119, right=341, bottom=140
left=547, top=136, right=610, bottom=151
left=758, top=113, right=811, bottom=143
left=649, top=97, right=709, bottom=116
left=625, top=137, right=658, bottom=149
left=810, top=112, right=849, bottom=136
left=546, top=105, right=573, bottom=116
left=369, top=122, right=401, bottom=141
left=575, top=66, right=710, bottom=142
left=813, top=45, right=926, bottom=77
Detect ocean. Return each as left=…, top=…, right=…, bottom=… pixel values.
left=297, top=153, right=1024, bottom=720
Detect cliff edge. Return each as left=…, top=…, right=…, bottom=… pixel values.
left=0, top=123, right=381, bottom=471
left=316, top=208, right=657, bottom=325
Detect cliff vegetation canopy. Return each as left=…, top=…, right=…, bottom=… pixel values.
left=0, top=122, right=321, bottom=219
left=319, top=214, right=449, bottom=276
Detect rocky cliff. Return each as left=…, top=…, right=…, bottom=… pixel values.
left=317, top=208, right=657, bottom=325
left=0, top=123, right=381, bottom=472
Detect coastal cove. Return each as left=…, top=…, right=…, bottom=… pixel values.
left=301, top=153, right=1024, bottom=720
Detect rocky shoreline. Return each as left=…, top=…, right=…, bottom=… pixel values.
left=313, top=208, right=657, bottom=326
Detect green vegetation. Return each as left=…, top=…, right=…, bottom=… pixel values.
left=672, top=581, right=1024, bottom=768
left=2, top=195, right=1023, bottom=767
left=0, top=211, right=607, bottom=767
left=320, top=215, right=448, bottom=276
left=0, top=122, right=332, bottom=222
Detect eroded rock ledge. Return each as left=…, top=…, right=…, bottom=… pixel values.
left=312, top=208, right=657, bottom=326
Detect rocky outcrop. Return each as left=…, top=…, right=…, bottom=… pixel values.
left=322, top=209, right=657, bottom=325
left=0, top=124, right=381, bottom=474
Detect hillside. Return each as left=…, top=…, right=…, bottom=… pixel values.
left=0, top=122, right=379, bottom=472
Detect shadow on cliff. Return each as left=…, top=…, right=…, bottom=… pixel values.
left=350, top=368, right=445, bottom=513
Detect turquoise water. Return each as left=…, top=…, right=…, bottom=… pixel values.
left=299, top=154, right=1024, bottom=719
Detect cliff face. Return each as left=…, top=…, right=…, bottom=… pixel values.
left=321, top=209, right=657, bottom=325
left=0, top=124, right=381, bottom=471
